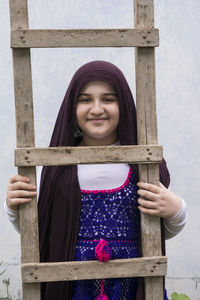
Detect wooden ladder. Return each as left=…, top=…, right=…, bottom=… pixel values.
left=9, top=0, right=167, bottom=299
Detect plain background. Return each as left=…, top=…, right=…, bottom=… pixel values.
left=0, top=0, right=199, bottom=299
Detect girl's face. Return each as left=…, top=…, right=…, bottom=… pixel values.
left=76, top=80, right=119, bottom=146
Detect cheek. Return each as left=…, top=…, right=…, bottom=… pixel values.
left=113, top=105, right=120, bottom=124
left=76, top=105, right=84, bottom=125
left=75, top=107, right=79, bottom=121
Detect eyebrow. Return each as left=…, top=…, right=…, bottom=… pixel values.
left=78, top=93, right=117, bottom=96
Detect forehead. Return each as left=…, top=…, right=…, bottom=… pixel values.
left=79, top=80, right=116, bottom=94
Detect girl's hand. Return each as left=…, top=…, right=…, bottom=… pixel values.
left=6, top=175, right=37, bottom=211
left=137, top=181, right=182, bottom=218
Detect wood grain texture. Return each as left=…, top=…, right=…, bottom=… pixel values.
left=134, top=0, right=164, bottom=299
left=9, top=0, right=29, bottom=30
left=15, top=145, right=163, bottom=166
left=12, top=49, right=35, bottom=147
left=9, top=0, right=40, bottom=298
left=11, top=28, right=159, bottom=48
left=134, top=0, right=154, bottom=29
left=22, top=256, right=167, bottom=283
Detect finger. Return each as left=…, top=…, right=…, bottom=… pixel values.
left=137, top=182, right=160, bottom=194
left=138, top=198, right=157, bottom=209
left=138, top=205, right=159, bottom=216
left=137, top=189, right=158, bottom=201
left=159, top=182, right=166, bottom=189
left=9, top=181, right=36, bottom=192
left=9, top=198, right=33, bottom=207
left=10, top=175, right=30, bottom=184
left=9, top=190, right=37, bottom=198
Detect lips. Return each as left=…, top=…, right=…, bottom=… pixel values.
left=87, top=119, right=108, bottom=125
left=87, top=118, right=108, bottom=121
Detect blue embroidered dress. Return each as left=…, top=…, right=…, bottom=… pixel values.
left=72, top=168, right=140, bottom=300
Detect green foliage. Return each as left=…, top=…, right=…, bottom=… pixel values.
left=2, top=279, right=10, bottom=299
left=171, top=292, right=191, bottom=300
left=0, top=262, right=10, bottom=299
left=0, top=262, right=6, bottom=277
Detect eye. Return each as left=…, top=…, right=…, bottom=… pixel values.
left=103, top=97, right=117, bottom=103
left=78, top=98, right=91, bottom=103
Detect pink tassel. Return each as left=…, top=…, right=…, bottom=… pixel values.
left=95, top=241, right=111, bottom=299
left=96, top=295, right=109, bottom=300
left=95, top=240, right=112, bottom=262
left=95, top=279, right=109, bottom=300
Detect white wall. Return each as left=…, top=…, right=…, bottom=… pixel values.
left=0, top=1, right=199, bottom=299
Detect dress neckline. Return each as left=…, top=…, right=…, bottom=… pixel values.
left=81, top=168, right=132, bottom=194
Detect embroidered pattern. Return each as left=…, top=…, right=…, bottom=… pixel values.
left=77, top=169, right=140, bottom=241
left=72, top=169, right=140, bottom=300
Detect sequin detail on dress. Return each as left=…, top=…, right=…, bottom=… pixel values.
left=72, top=169, right=140, bottom=300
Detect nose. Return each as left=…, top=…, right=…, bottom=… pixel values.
left=90, top=99, right=104, bottom=115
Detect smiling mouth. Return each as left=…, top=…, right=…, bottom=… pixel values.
left=88, top=118, right=108, bottom=121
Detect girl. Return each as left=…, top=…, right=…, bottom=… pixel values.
left=5, top=61, right=187, bottom=300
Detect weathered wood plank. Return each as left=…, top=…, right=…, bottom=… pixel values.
left=134, top=0, right=164, bottom=299
left=135, top=48, right=158, bottom=145
left=22, top=256, right=167, bottom=283
left=134, top=0, right=154, bottom=29
left=9, top=0, right=40, bottom=299
left=22, top=283, right=40, bottom=300
left=12, top=49, right=35, bottom=147
left=11, top=28, right=159, bottom=48
left=9, top=0, right=29, bottom=30
left=15, top=145, right=163, bottom=166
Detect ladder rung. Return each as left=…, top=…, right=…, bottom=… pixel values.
left=11, top=28, right=159, bottom=48
left=15, top=145, right=163, bottom=166
left=22, top=256, right=167, bottom=283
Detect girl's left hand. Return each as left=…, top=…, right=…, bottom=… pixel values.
left=137, top=182, right=182, bottom=218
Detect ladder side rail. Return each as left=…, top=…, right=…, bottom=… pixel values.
left=9, top=0, right=40, bottom=299
left=134, top=0, right=164, bottom=299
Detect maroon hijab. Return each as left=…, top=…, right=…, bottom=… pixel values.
left=38, top=61, right=170, bottom=299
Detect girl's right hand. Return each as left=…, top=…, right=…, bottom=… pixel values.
left=6, top=175, right=37, bottom=211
